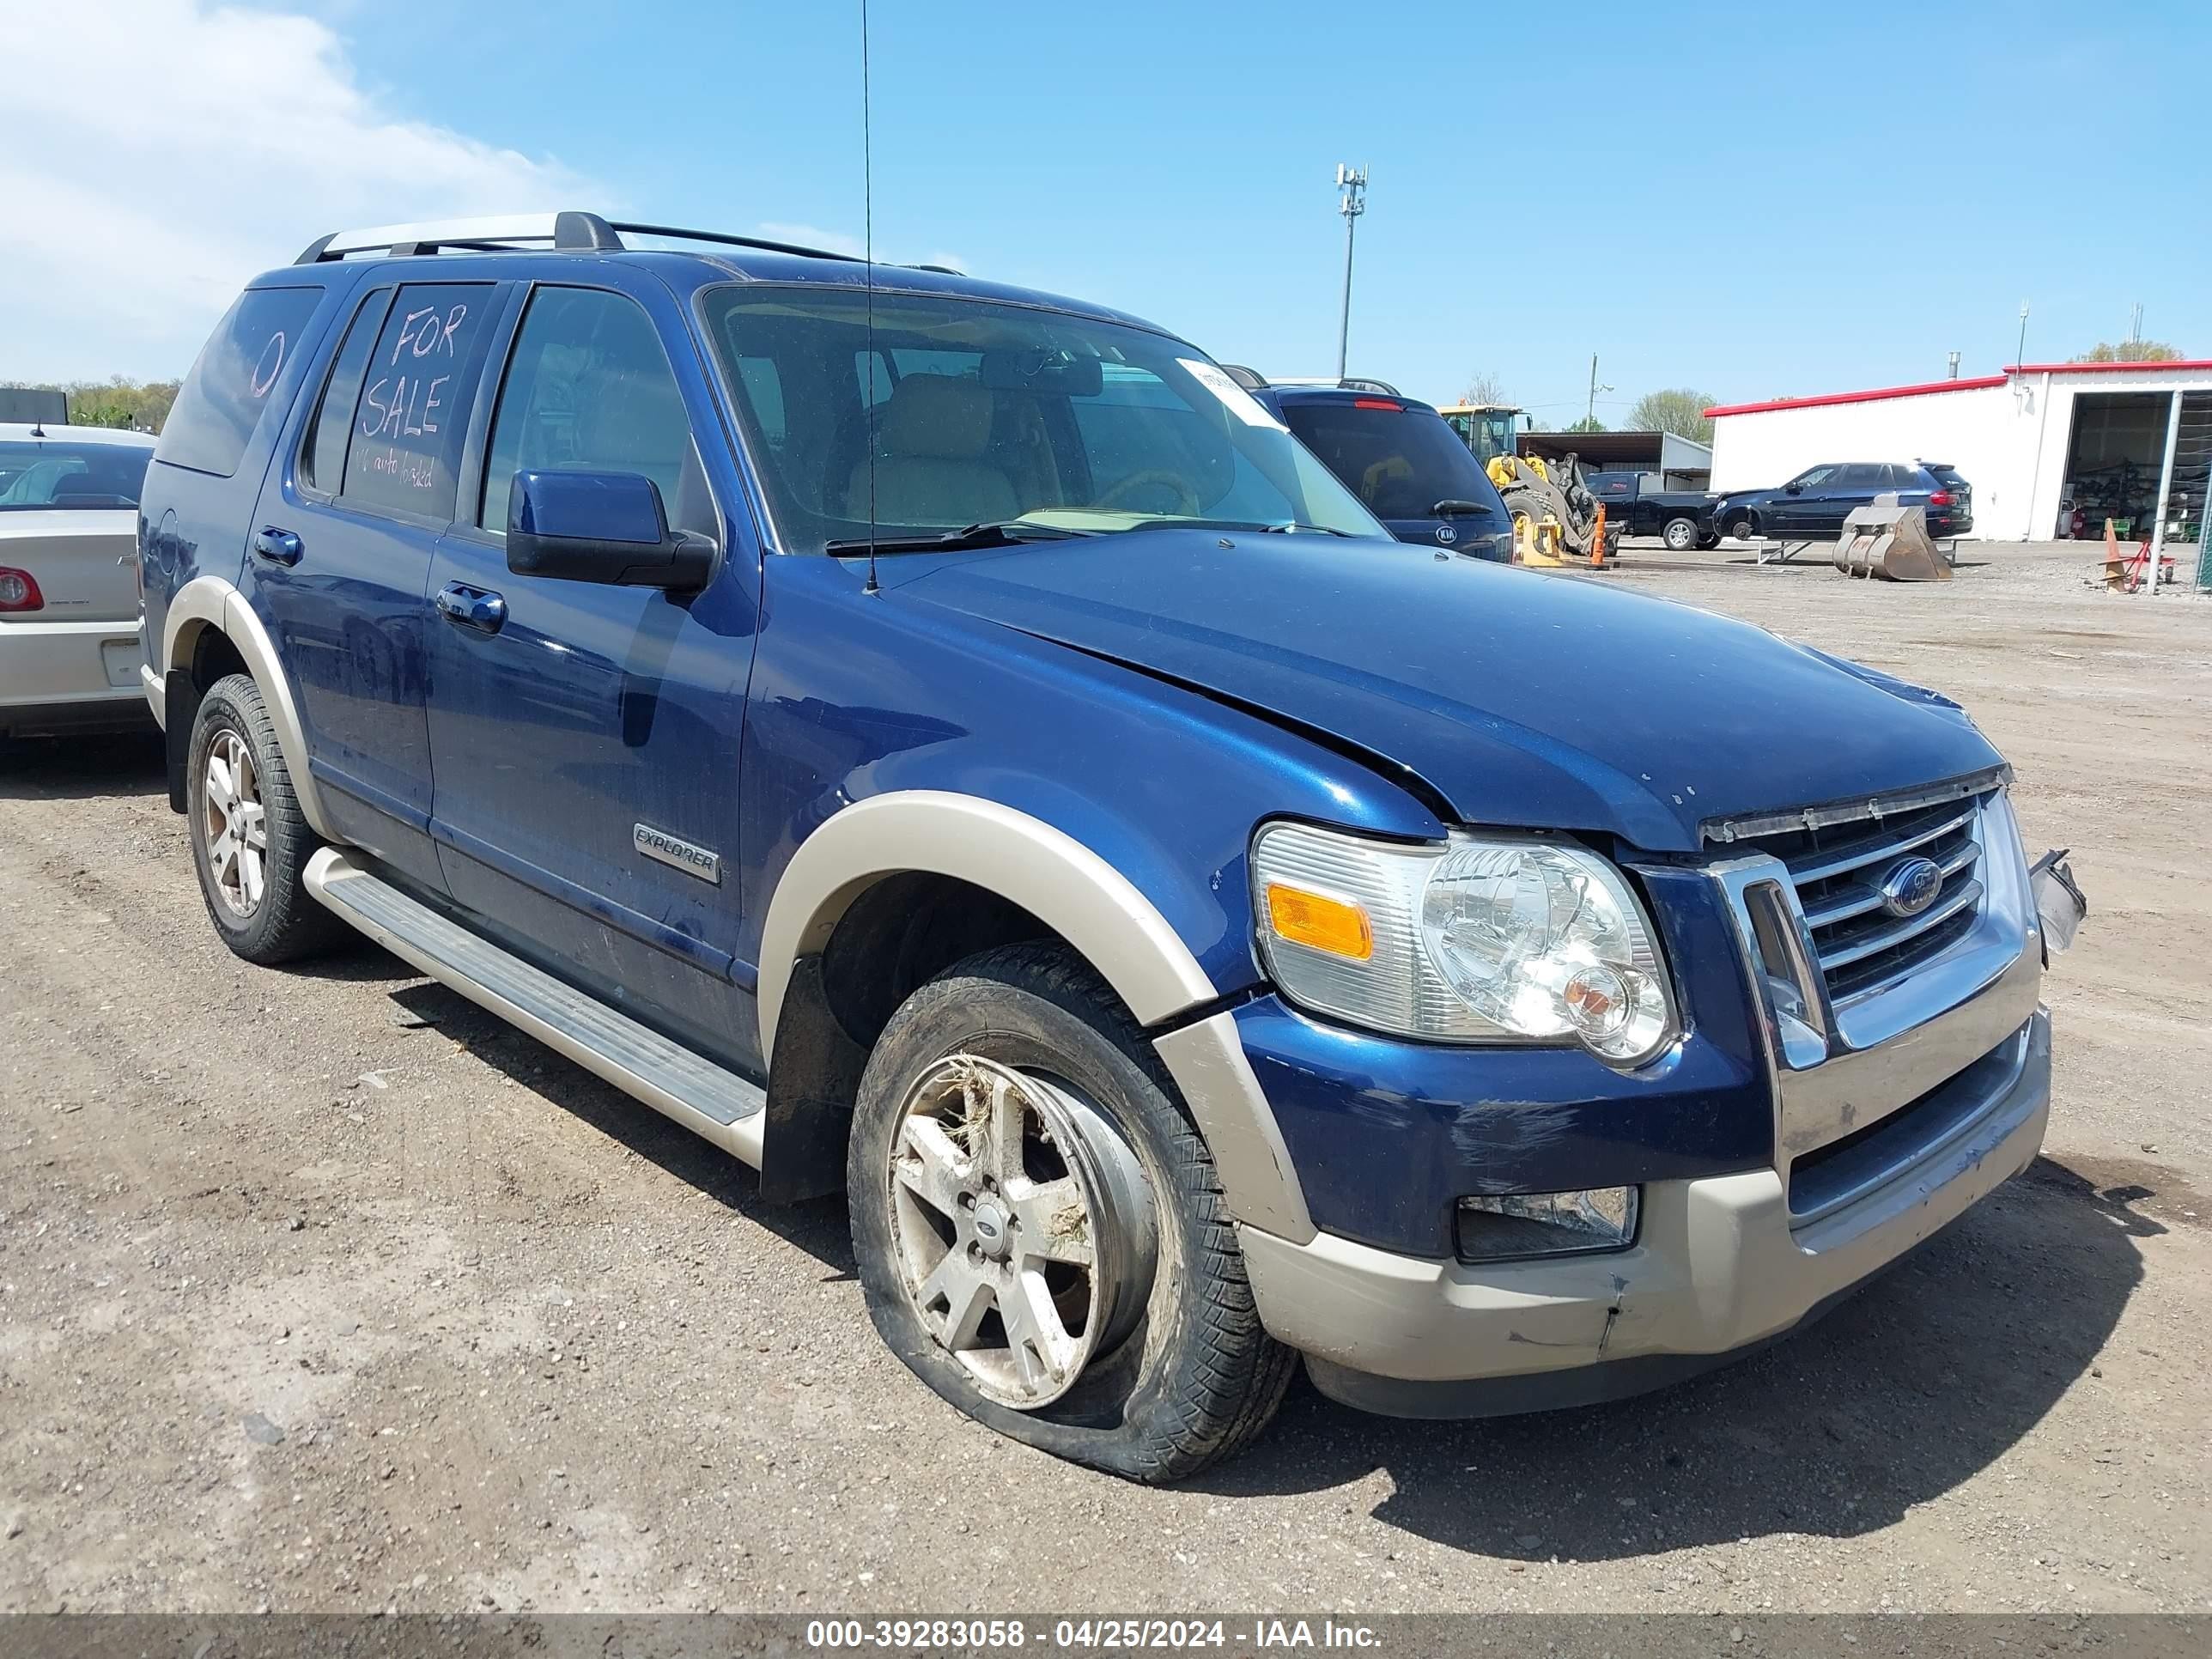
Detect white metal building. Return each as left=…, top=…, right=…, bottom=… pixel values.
left=1705, top=361, right=2212, bottom=545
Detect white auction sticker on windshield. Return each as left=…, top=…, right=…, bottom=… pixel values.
left=1179, top=359, right=1287, bottom=430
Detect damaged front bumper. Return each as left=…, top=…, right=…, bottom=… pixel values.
left=1238, top=1007, right=2051, bottom=1419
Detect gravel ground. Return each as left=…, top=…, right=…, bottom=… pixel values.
left=1, top=540, right=2207, bottom=1616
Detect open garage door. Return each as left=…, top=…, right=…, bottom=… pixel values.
left=2061, top=389, right=2212, bottom=589
left=2060, top=393, right=2171, bottom=539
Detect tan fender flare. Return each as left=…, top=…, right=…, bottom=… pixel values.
left=756, top=790, right=1315, bottom=1241
left=161, top=575, right=336, bottom=841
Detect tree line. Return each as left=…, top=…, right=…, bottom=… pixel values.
left=2, top=378, right=180, bottom=432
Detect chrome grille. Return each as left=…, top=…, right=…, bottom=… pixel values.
left=1723, top=791, right=1994, bottom=1003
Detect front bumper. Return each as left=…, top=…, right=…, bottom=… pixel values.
left=1240, top=1005, right=2049, bottom=1418
left=0, top=618, right=152, bottom=736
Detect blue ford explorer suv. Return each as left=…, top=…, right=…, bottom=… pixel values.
left=138, top=212, right=2054, bottom=1482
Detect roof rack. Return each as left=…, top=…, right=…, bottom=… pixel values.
left=1264, top=375, right=1402, bottom=397
left=294, top=211, right=868, bottom=267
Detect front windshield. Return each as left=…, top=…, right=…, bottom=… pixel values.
left=700, top=285, right=1384, bottom=552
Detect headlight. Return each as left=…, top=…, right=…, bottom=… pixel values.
left=1250, top=821, right=1678, bottom=1065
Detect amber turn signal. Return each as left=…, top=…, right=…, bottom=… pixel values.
left=1265, top=884, right=1374, bottom=961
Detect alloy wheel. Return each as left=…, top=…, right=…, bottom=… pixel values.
left=202, top=728, right=268, bottom=919
left=884, top=1054, right=1156, bottom=1409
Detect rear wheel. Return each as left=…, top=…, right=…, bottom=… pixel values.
left=1662, top=515, right=1699, bottom=552
left=187, top=673, right=346, bottom=964
left=848, top=942, right=1294, bottom=1482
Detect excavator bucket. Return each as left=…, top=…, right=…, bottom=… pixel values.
left=1833, top=501, right=1951, bottom=582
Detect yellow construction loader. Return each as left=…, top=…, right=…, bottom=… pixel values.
left=1442, top=402, right=1613, bottom=566
left=1485, top=453, right=1615, bottom=566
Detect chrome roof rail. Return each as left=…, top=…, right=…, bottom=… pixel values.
left=1264, top=375, right=1403, bottom=397
left=295, top=212, right=868, bottom=267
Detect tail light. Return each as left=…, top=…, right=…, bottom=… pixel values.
left=1928, top=490, right=1954, bottom=506
left=0, top=567, right=45, bottom=613
left=1352, top=398, right=1402, bottom=410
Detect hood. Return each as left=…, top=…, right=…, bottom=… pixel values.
left=894, top=530, right=2002, bottom=852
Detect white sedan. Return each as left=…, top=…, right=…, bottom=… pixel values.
left=0, top=422, right=157, bottom=739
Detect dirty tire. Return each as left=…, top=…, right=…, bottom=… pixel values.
left=1662, top=515, right=1698, bottom=552
left=848, top=942, right=1295, bottom=1483
left=1697, top=531, right=1721, bottom=550
left=187, top=672, right=347, bottom=965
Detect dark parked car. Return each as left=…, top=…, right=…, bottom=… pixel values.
left=1582, top=470, right=1719, bottom=550
left=1712, top=462, right=1973, bottom=542
left=1241, top=377, right=1515, bottom=562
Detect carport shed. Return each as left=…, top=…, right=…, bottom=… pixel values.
left=1518, top=428, right=1713, bottom=491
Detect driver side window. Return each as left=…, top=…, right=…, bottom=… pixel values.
left=480, top=286, right=695, bottom=534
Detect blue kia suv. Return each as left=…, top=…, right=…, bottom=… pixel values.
left=137, top=212, right=2055, bottom=1481
left=1237, top=374, right=1514, bottom=562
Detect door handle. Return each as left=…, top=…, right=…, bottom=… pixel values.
left=434, top=581, right=507, bottom=635
left=252, top=526, right=303, bottom=566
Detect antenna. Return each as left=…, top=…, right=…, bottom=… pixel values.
left=860, top=0, right=880, bottom=596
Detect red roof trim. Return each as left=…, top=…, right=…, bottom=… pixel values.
left=1708, top=358, right=2212, bottom=418
left=1705, top=376, right=2006, bottom=419
left=2007, top=360, right=2212, bottom=376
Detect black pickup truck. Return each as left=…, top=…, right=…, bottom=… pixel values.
left=1583, top=471, right=1720, bottom=550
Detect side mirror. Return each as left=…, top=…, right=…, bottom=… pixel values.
left=505, top=470, right=714, bottom=590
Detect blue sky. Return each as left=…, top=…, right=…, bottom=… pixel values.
left=11, top=1, right=2206, bottom=420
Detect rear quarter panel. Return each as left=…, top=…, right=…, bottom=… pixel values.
left=141, top=276, right=357, bottom=673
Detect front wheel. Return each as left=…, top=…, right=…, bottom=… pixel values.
left=1728, top=516, right=1757, bottom=542
left=1662, top=516, right=1699, bottom=552
left=848, top=943, right=1294, bottom=1482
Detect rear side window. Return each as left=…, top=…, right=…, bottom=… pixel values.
left=342, top=283, right=499, bottom=520
left=301, top=289, right=393, bottom=495
left=0, top=441, right=152, bottom=510
left=155, top=286, right=325, bottom=477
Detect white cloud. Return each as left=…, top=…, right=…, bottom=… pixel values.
left=1, top=0, right=586, bottom=382
left=757, top=222, right=868, bottom=261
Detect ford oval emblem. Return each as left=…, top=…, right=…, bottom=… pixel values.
left=1878, top=856, right=1945, bottom=919
left=1436, top=523, right=1458, bottom=544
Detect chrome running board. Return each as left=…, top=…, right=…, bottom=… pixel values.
left=304, top=848, right=764, bottom=1166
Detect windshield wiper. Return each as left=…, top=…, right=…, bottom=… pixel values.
left=1251, top=521, right=1354, bottom=537
left=1432, top=499, right=1494, bottom=517
left=824, top=520, right=1095, bottom=556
